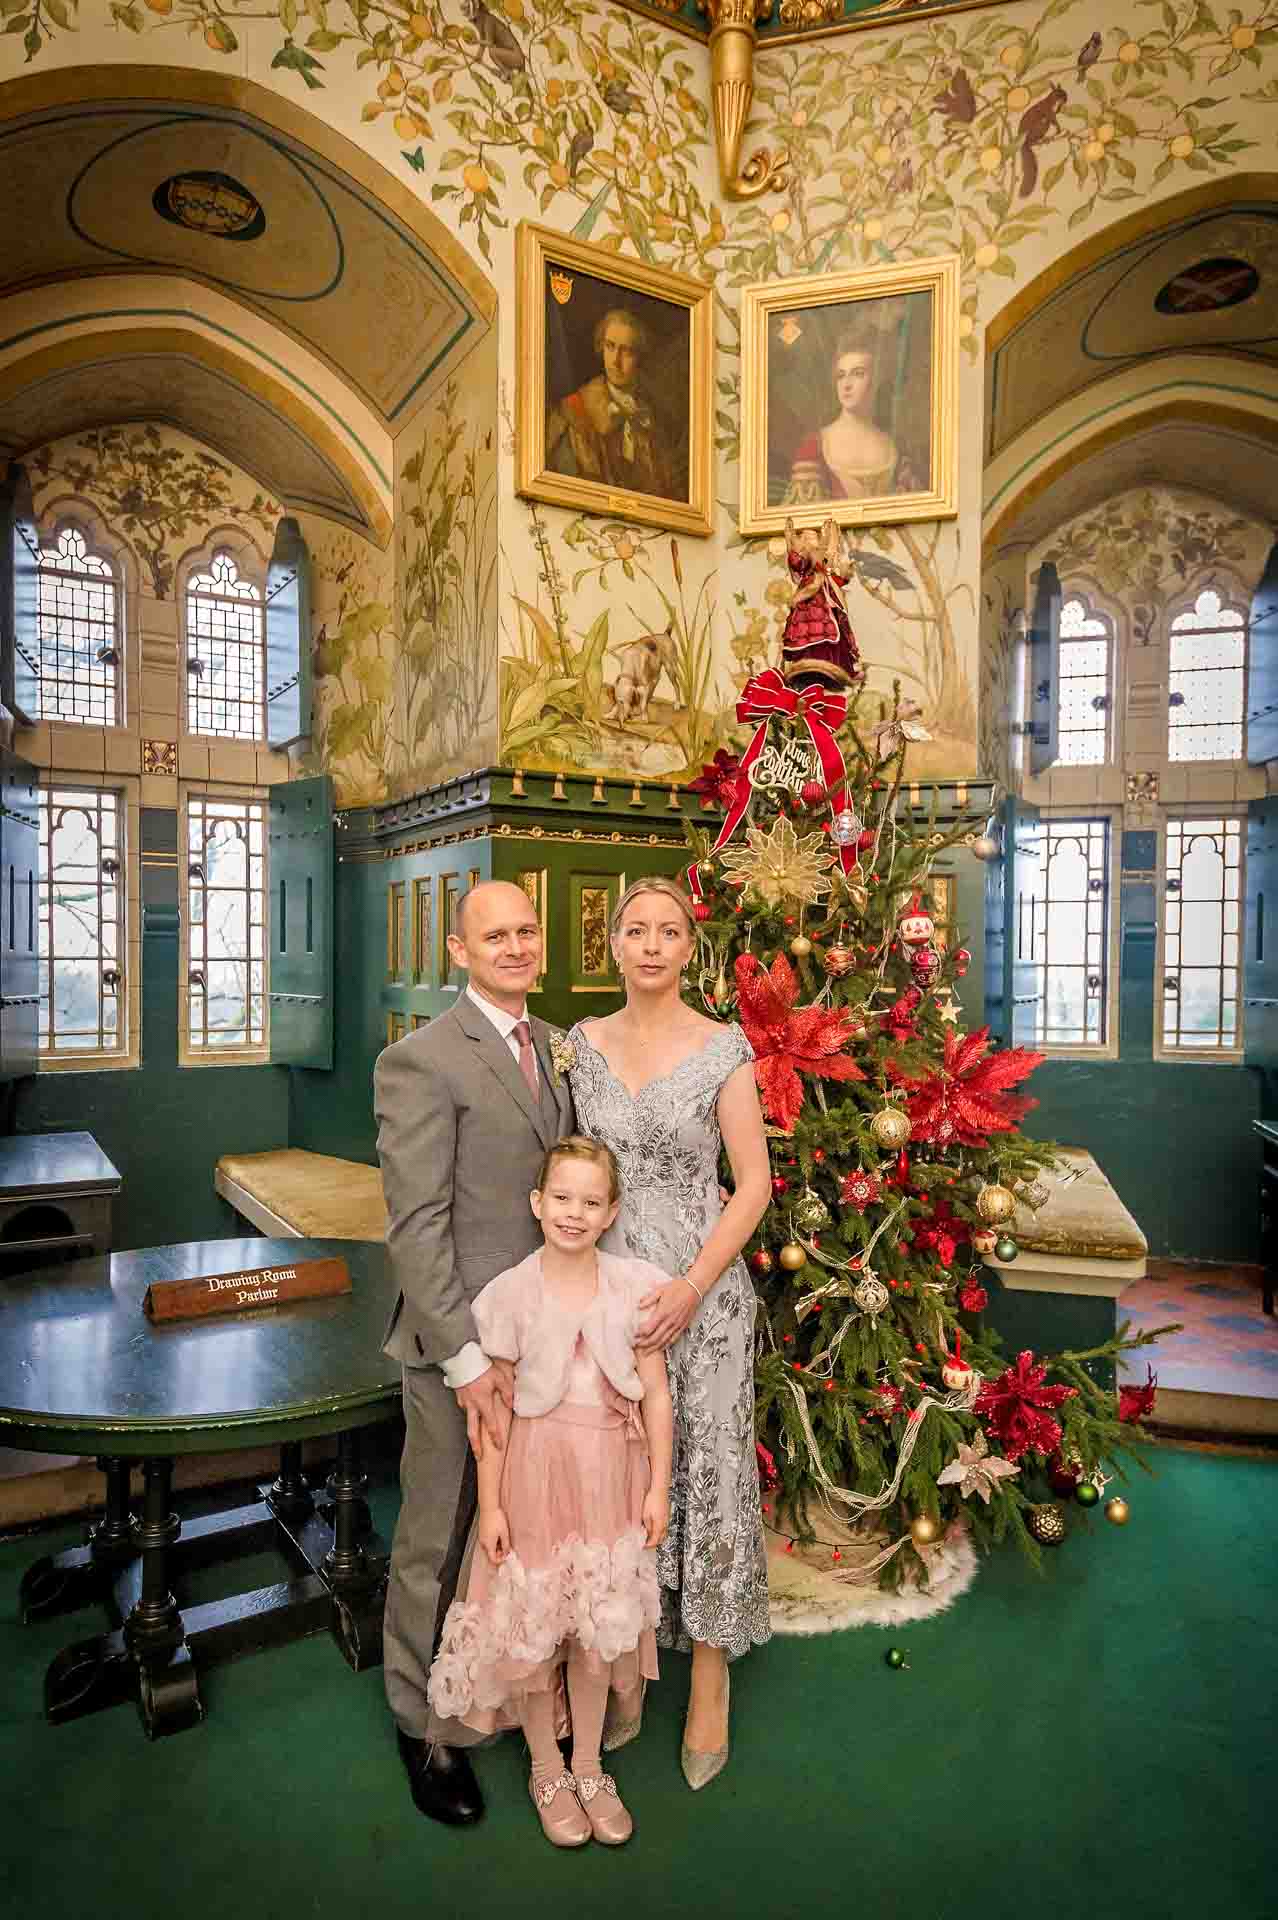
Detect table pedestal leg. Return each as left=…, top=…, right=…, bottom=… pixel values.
left=20, top=1455, right=135, bottom=1622
left=268, top=1442, right=313, bottom=1519
left=123, top=1459, right=201, bottom=1738
left=324, top=1430, right=385, bottom=1672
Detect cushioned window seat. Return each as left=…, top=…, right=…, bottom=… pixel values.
left=215, top=1149, right=386, bottom=1243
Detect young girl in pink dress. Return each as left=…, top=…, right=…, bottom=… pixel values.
left=427, top=1135, right=674, bottom=1848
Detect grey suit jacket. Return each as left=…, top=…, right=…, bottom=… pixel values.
left=373, top=994, right=574, bottom=1370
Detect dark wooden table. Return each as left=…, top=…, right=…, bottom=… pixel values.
left=0, top=1130, right=122, bottom=1265
left=0, top=1237, right=402, bottom=1738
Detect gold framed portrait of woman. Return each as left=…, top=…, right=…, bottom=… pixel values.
left=515, top=222, right=715, bottom=539
left=737, top=255, right=960, bottom=537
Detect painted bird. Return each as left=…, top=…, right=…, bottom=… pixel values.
left=461, top=0, right=526, bottom=79
left=602, top=80, right=640, bottom=115
left=1017, top=84, right=1068, bottom=196
left=270, top=38, right=325, bottom=89
left=934, top=66, right=977, bottom=126
left=1076, top=31, right=1102, bottom=77
left=568, top=125, right=594, bottom=180
left=888, top=157, right=914, bottom=196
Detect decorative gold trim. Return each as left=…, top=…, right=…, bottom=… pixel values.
left=738, top=255, right=961, bottom=536
left=0, top=327, right=392, bottom=548
left=0, top=64, right=496, bottom=328
left=515, top=222, right=715, bottom=540
left=700, top=0, right=788, bottom=200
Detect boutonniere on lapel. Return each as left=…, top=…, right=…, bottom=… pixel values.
left=549, top=1030, right=577, bottom=1086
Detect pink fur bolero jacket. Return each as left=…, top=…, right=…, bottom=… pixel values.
left=472, top=1249, right=669, bottom=1416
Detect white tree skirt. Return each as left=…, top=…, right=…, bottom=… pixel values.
left=766, top=1521, right=979, bottom=1635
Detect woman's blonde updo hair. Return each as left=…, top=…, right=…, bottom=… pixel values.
left=537, top=1133, right=622, bottom=1204
left=608, top=874, right=698, bottom=945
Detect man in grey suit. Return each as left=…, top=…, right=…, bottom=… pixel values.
left=374, top=879, right=573, bottom=1825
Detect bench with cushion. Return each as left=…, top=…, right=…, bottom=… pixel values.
left=215, top=1150, right=386, bottom=1243
left=982, top=1148, right=1147, bottom=1367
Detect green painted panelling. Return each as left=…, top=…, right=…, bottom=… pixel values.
left=15, top=808, right=288, bottom=1253
left=1025, top=1060, right=1261, bottom=1265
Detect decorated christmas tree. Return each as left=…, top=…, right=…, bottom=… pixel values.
left=684, top=526, right=1166, bottom=1589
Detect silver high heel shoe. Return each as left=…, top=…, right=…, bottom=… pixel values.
left=602, top=1679, right=646, bottom=1754
left=680, top=1669, right=729, bottom=1791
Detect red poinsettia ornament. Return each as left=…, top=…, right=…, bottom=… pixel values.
left=689, top=748, right=741, bottom=811
left=974, top=1350, right=1078, bottom=1461
left=889, top=1024, right=1044, bottom=1147
left=911, top=1196, right=970, bottom=1269
left=1118, top=1365, right=1159, bottom=1424
left=734, top=952, right=865, bottom=1131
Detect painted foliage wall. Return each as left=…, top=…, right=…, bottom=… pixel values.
left=1, top=0, right=1276, bottom=806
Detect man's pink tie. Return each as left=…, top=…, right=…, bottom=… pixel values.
left=513, top=1019, right=539, bottom=1098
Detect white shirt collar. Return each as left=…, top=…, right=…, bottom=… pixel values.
left=465, top=982, right=527, bottom=1040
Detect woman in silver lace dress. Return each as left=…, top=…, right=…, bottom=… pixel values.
left=567, top=876, right=772, bottom=1790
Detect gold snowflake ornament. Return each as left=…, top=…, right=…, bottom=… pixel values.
left=718, top=816, right=835, bottom=910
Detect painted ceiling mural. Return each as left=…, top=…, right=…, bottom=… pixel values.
left=1, top=0, right=1275, bottom=801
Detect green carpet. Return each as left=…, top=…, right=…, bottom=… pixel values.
left=1, top=1446, right=1274, bottom=1920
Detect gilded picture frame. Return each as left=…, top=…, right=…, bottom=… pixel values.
left=738, top=254, right=961, bottom=536
left=515, top=221, right=715, bottom=540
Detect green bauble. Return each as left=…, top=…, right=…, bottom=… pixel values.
left=1074, top=1480, right=1101, bottom=1509
left=884, top=1647, right=908, bottom=1671
left=994, top=1235, right=1019, bottom=1262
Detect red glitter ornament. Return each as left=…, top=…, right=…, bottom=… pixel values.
left=734, top=951, right=866, bottom=1132
left=974, top=1350, right=1079, bottom=1461
left=870, top=1383, right=904, bottom=1420
left=801, top=779, right=826, bottom=807
left=889, top=1024, right=1044, bottom=1148
left=958, top=1280, right=989, bottom=1313
left=1118, top=1365, right=1159, bottom=1424
left=839, top=1167, right=882, bottom=1213
left=693, top=901, right=712, bottom=923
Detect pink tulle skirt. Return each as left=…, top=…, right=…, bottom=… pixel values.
left=427, top=1400, right=661, bottom=1735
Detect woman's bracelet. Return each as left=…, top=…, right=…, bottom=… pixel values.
left=680, top=1275, right=705, bottom=1303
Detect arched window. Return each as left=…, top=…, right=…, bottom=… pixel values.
left=1167, top=586, right=1247, bottom=762
left=1055, top=593, right=1112, bottom=766
left=185, top=550, right=265, bottom=741
left=30, top=523, right=122, bottom=726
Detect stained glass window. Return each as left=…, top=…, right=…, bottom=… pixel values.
left=185, top=794, right=267, bottom=1052
left=38, top=786, right=125, bottom=1057
left=1160, top=815, right=1243, bottom=1052
left=1167, top=588, right=1246, bottom=762
left=186, top=552, right=264, bottom=741
left=1055, top=596, right=1111, bottom=767
left=28, top=526, right=121, bottom=725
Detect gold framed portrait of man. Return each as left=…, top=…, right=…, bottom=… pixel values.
left=515, top=222, right=715, bottom=539
left=738, top=255, right=960, bottom=537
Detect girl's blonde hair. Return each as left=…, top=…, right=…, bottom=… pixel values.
left=608, top=874, right=697, bottom=944
left=536, top=1133, right=622, bottom=1205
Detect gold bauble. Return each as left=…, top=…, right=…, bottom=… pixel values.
left=1105, top=1497, right=1131, bottom=1527
left=869, top=1106, right=912, bottom=1150
left=976, top=1183, right=1017, bottom=1224
left=822, top=943, right=854, bottom=978
left=1028, top=1503, right=1067, bottom=1546
left=778, top=1242, right=807, bottom=1273
left=789, top=934, right=813, bottom=959
left=909, top=1513, right=941, bottom=1546
left=698, top=859, right=716, bottom=877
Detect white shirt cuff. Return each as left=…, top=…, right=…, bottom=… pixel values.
left=441, top=1341, right=490, bottom=1391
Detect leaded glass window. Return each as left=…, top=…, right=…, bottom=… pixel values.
left=27, top=526, right=121, bottom=725
left=185, top=553, right=265, bottom=741
left=1055, top=596, right=1111, bottom=767
left=1160, top=815, right=1243, bottom=1053
left=1168, top=588, right=1246, bottom=762
left=185, top=794, right=266, bottom=1052
left=1022, top=817, right=1111, bottom=1047
left=38, top=786, right=125, bottom=1057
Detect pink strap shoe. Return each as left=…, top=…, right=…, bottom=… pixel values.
left=529, top=1771, right=591, bottom=1848
left=575, top=1773, right=633, bottom=1846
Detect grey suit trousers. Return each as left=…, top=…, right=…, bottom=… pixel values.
left=383, top=1361, right=476, bottom=1742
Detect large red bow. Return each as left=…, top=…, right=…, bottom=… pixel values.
left=687, top=670, right=851, bottom=903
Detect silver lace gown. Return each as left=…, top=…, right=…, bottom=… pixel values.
left=568, top=1021, right=771, bottom=1658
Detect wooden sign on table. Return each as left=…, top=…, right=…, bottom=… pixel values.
left=143, top=1256, right=351, bottom=1324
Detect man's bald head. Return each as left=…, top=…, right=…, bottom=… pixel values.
left=448, top=880, right=542, bottom=1014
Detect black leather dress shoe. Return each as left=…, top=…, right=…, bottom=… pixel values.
left=397, top=1731, right=484, bottom=1826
